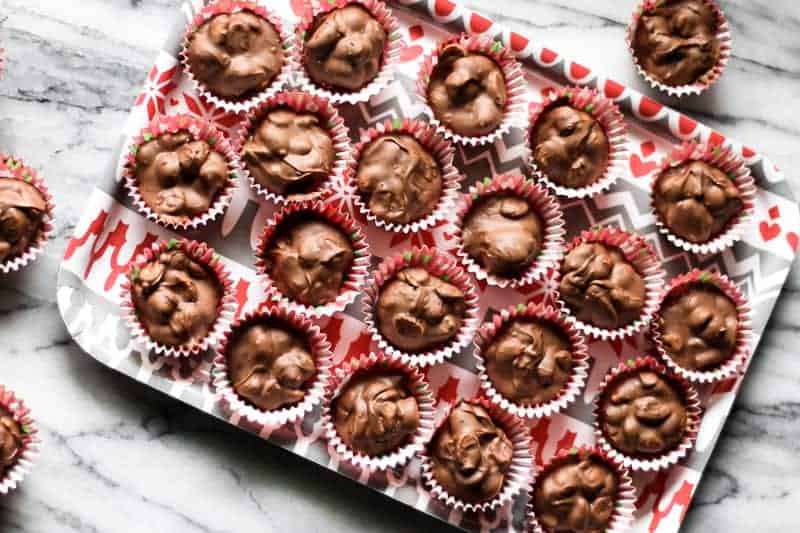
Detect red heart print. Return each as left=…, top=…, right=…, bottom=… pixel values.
left=399, top=45, right=423, bottom=63
left=540, top=86, right=557, bottom=100
left=435, top=0, right=456, bottom=16
left=742, top=146, right=756, bottom=158
left=769, top=205, right=780, bottom=220
left=570, top=62, right=590, bottom=80
left=639, top=97, right=662, bottom=118
left=679, top=115, right=697, bottom=136
left=604, top=79, right=624, bottom=99
left=787, top=232, right=798, bottom=252
left=759, top=221, right=781, bottom=242
left=510, top=32, right=528, bottom=52
left=641, top=141, right=656, bottom=158
left=408, top=25, right=423, bottom=41
left=630, top=154, right=660, bottom=178
left=540, top=48, right=558, bottom=64
left=708, top=131, right=726, bottom=148
left=470, top=13, right=492, bottom=33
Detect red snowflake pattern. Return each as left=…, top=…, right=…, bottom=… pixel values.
left=135, top=65, right=178, bottom=120
left=182, top=93, right=242, bottom=135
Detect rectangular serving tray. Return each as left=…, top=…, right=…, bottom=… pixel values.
left=57, top=1, right=800, bottom=531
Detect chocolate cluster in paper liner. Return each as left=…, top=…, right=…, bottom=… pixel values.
left=0, top=385, right=39, bottom=495
left=0, top=178, right=47, bottom=264
left=0, top=408, right=22, bottom=474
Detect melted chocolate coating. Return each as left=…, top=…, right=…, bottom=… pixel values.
left=0, top=408, right=23, bottom=472
left=533, top=455, right=618, bottom=533
left=376, top=267, right=466, bottom=352
left=131, top=250, right=222, bottom=347
left=428, top=44, right=507, bottom=137
left=242, top=109, right=334, bottom=198
left=429, top=401, right=513, bottom=503
left=355, top=134, right=443, bottom=224
left=303, top=5, right=387, bottom=92
left=660, top=285, right=737, bottom=371
left=462, top=194, right=543, bottom=278
left=333, top=372, right=420, bottom=456
left=633, top=0, right=720, bottom=87
left=560, top=243, right=646, bottom=329
left=531, top=104, right=610, bottom=189
left=134, top=132, right=229, bottom=225
left=484, top=319, right=573, bottom=406
left=227, top=319, right=316, bottom=411
left=187, top=10, right=284, bottom=99
left=600, top=370, right=687, bottom=456
left=654, top=160, right=742, bottom=244
left=0, top=179, right=46, bottom=263
left=263, top=216, right=354, bottom=307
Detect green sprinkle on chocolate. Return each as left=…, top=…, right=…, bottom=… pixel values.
left=627, top=359, right=636, bottom=367
left=403, top=252, right=413, bottom=263
left=490, top=41, right=503, bottom=55
left=131, top=266, right=141, bottom=281
left=167, top=238, right=179, bottom=250
left=271, top=294, right=281, bottom=302
left=351, top=231, right=359, bottom=241
left=21, top=425, right=32, bottom=435
left=207, top=137, right=217, bottom=147
left=482, top=176, right=492, bottom=185
left=516, top=303, right=526, bottom=312
left=472, top=194, right=479, bottom=201
left=569, top=447, right=578, bottom=455
left=143, top=132, right=153, bottom=142
left=421, top=254, right=432, bottom=264
left=130, top=145, right=139, bottom=155
left=699, top=271, right=712, bottom=283
left=584, top=103, right=595, bottom=113
left=23, top=173, right=32, bottom=183
left=391, top=117, right=403, bottom=130
left=440, top=274, right=450, bottom=282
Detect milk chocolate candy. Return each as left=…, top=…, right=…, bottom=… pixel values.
left=0, top=179, right=47, bottom=263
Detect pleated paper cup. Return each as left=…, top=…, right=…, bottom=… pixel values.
left=121, top=238, right=236, bottom=358
left=473, top=301, right=589, bottom=419
left=525, top=86, right=628, bottom=199
left=321, top=352, right=436, bottom=472
left=592, top=356, right=702, bottom=472
left=652, top=269, right=752, bottom=384
left=362, top=246, right=480, bottom=367
left=626, top=0, right=731, bottom=97
left=651, top=142, right=756, bottom=255
left=0, top=385, right=39, bottom=495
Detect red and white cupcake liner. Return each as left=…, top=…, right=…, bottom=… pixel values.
left=0, top=154, right=55, bottom=274
left=626, top=0, right=732, bottom=97
left=417, top=33, right=527, bottom=147
left=254, top=199, right=371, bottom=318
left=180, top=1, right=297, bottom=114
left=0, top=385, right=39, bottom=495
left=593, top=356, right=702, bottom=472
left=556, top=227, right=665, bottom=340
left=651, top=142, right=756, bottom=255
left=362, top=246, right=480, bottom=367
left=652, top=269, right=752, bottom=384
left=121, top=238, right=236, bottom=358
left=473, top=301, right=589, bottom=419
left=344, top=117, right=463, bottom=234
left=321, top=352, right=436, bottom=472
left=296, top=0, right=401, bottom=105
left=526, top=445, right=635, bottom=533
left=454, top=173, right=565, bottom=288
left=211, top=303, right=334, bottom=429
left=235, top=91, right=353, bottom=205
left=421, top=397, right=533, bottom=514
left=526, top=86, right=628, bottom=199
left=122, top=114, right=238, bottom=231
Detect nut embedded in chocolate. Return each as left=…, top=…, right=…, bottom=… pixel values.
left=376, top=267, right=466, bottom=352
left=484, top=319, right=573, bottom=406
left=302, top=4, right=387, bottom=92
left=531, top=104, right=610, bottom=189
left=653, top=160, right=742, bottom=244
left=227, top=319, right=316, bottom=411
left=599, top=370, right=688, bottom=456
left=263, top=216, right=354, bottom=307
left=0, top=178, right=47, bottom=264
left=333, top=372, right=420, bottom=456
left=131, top=249, right=222, bottom=347
left=429, top=400, right=513, bottom=503
left=0, top=408, right=23, bottom=473
left=242, top=108, right=335, bottom=198
left=632, top=0, right=721, bottom=87
left=134, top=131, right=229, bottom=225
left=462, top=194, right=543, bottom=278
left=659, top=284, right=738, bottom=371
left=428, top=44, right=507, bottom=137
left=560, top=242, right=646, bottom=329
left=187, top=10, right=285, bottom=99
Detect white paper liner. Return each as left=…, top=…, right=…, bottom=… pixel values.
left=0, top=385, right=39, bottom=495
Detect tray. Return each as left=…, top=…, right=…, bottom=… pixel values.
left=56, top=0, right=800, bottom=531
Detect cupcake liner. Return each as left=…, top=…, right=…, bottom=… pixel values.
left=180, top=1, right=297, bottom=114
left=295, top=0, right=401, bottom=105
left=235, top=91, right=353, bottom=205
left=556, top=227, right=665, bottom=340
left=526, top=86, right=628, bottom=199
left=652, top=269, right=752, bottom=384
left=651, top=142, right=756, bottom=255
left=211, top=303, right=334, bottom=429
left=344, top=117, right=463, bottom=234
left=254, top=199, right=371, bottom=318
left=121, top=238, right=236, bottom=358
left=0, top=154, right=55, bottom=274
left=626, top=0, right=732, bottom=97
left=417, top=33, right=527, bottom=147
left=362, top=246, right=480, bottom=367
left=0, top=385, right=39, bottom=495
left=592, top=356, right=702, bottom=472
left=454, top=173, right=566, bottom=288
left=421, top=397, right=533, bottom=514
left=320, top=351, right=436, bottom=471
left=473, top=301, right=589, bottom=419
left=122, top=114, right=238, bottom=231
left=526, top=445, right=635, bottom=533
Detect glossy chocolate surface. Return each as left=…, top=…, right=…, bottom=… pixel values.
left=0, top=408, right=22, bottom=472
left=0, top=178, right=47, bottom=263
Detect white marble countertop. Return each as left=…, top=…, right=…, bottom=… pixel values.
left=0, top=0, right=798, bottom=531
